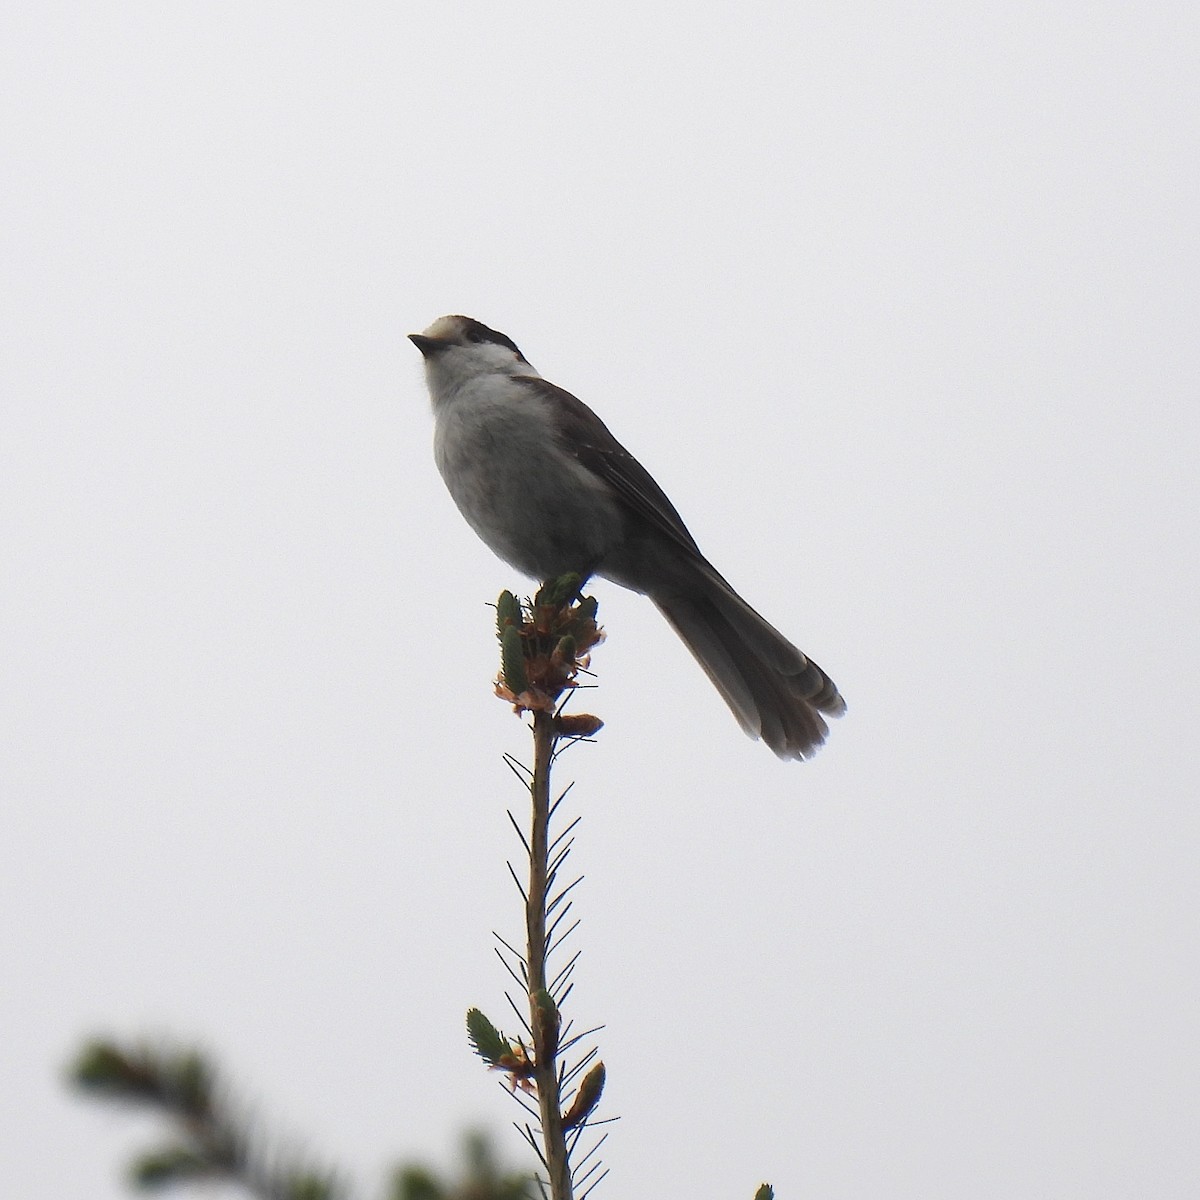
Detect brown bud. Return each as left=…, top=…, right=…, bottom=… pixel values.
left=555, top=713, right=604, bottom=738
left=562, top=1061, right=606, bottom=1129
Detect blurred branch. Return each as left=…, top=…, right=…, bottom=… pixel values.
left=69, top=1038, right=341, bottom=1199
left=71, top=1040, right=533, bottom=1200
left=390, top=1131, right=534, bottom=1200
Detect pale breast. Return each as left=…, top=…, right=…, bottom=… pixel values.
left=433, top=382, right=625, bottom=580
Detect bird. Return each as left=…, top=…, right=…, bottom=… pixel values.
left=409, top=315, right=845, bottom=760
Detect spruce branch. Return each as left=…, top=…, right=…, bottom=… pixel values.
left=527, top=707, right=572, bottom=1198
left=470, top=579, right=609, bottom=1200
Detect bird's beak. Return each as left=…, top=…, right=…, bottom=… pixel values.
left=408, top=333, right=448, bottom=359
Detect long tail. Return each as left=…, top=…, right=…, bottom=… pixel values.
left=652, top=568, right=845, bottom=761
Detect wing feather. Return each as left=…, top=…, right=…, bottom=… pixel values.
left=515, top=376, right=702, bottom=556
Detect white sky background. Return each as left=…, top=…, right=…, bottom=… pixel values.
left=3, top=2, right=1197, bottom=1197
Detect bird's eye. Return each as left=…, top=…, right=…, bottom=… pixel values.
left=460, top=320, right=524, bottom=360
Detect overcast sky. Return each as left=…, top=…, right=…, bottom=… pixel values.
left=3, top=3, right=1198, bottom=1197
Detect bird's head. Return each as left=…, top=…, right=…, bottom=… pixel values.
left=409, top=316, right=534, bottom=395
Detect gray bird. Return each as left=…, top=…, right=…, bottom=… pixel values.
left=410, top=315, right=845, bottom=759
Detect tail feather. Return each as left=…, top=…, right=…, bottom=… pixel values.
left=653, top=578, right=844, bottom=761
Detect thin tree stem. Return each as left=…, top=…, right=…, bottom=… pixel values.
left=527, top=709, right=573, bottom=1200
